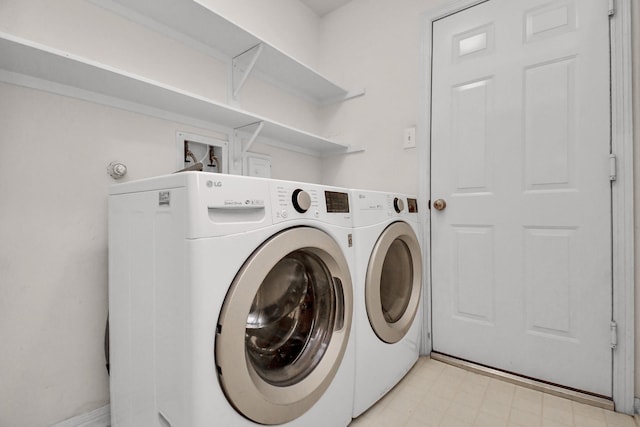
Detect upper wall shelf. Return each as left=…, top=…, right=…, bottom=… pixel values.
left=90, top=0, right=362, bottom=105
left=0, top=33, right=361, bottom=156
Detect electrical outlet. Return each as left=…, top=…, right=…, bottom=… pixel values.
left=176, top=132, right=228, bottom=173
left=403, top=127, right=416, bottom=149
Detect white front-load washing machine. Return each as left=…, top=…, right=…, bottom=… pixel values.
left=108, top=172, right=355, bottom=427
left=350, top=190, right=423, bottom=418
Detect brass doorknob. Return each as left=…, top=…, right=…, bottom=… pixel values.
left=433, top=199, right=447, bottom=211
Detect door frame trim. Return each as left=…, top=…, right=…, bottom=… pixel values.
left=609, top=0, right=635, bottom=414
left=417, top=0, right=635, bottom=413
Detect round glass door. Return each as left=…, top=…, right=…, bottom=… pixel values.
left=246, top=250, right=336, bottom=387
left=365, top=221, right=422, bottom=344
left=215, top=227, right=352, bottom=425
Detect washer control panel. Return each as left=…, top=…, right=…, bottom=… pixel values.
left=272, top=183, right=351, bottom=225
left=275, top=185, right=320, bottom=219
left=325, top=191, right=350, bottom=213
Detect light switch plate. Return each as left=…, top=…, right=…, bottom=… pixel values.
left=403, top=127, right=416, bottom=149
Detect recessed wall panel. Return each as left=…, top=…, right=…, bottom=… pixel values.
left=459, top=33, right=487, bottom=56
left=452, top=78, right=492, bottom=192
left=453, top=23, right=495, bottom=62
left=453, top=226, right=494, bottom=324
left=524, top=227, right=575, bottom=339
left=524, top=58, right=575, bottom=191
left=525, top=1, right=576, bottom=43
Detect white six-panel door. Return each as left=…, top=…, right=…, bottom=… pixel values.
left=430, top=0, right=612, bottom=396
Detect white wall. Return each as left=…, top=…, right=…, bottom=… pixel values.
left=318, top=0, right=448, bottom=194
left=0, top=1, right=324, bottom=426
left=1, top=0, right=639, bottom=425
left=0, top=83, right=179, bottom=426
left=0, top=0, right=323, bottom=134
left=197, top=0, right=320, bottom=68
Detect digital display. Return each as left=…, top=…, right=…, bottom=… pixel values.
left=325, top=191, right=350, bottom=213
left=407, top=198, right=418, bottom=213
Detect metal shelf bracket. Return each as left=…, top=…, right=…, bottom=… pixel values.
left=232, top=43, right=264, bottom=99
left=319, top=88, right=367, bottom=107
left=235, top=121, right=265, bottom=154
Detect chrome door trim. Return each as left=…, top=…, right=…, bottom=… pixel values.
left=365, top=221, right=422, bottom=344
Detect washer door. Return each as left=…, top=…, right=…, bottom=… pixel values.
left=365, top=221, right=422, bottom=344
left=215, top=227, right=353, bottom=425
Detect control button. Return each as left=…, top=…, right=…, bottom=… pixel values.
left=314, top=210, right=320, bottom=218
left=292, top=189, right=312, bottom=213
left=393, top=197, right=405, bottom=213
left=281, top=210, right=288, bottom=218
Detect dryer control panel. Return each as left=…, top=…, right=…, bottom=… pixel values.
left=351, top=190, right=420, bottom=227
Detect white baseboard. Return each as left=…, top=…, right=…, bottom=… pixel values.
left=51, top=405, right=110, bottom=427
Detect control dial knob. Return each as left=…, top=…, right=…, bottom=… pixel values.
left=393, top=197, right=405, bottom=213
left=292, top=189, right=312, bottom=213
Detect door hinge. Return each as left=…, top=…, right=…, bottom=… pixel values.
left=609, top=154, right=617, bottom=181
left=610, top=321, right=618, bottom=349
left=428, top=199, right=431, bottom=210
left=608, top=0, right=615, bottom=16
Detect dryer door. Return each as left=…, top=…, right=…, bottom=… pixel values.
left=215, top=227, right=353, bottom=425
left=366, top=221, right=422, bottom=343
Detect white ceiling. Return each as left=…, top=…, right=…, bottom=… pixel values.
left=299, top=0, right=352, bottom=17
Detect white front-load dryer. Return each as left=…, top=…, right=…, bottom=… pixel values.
left=350, top=190, right=423, bottom=418
left=108, top=172, right=355, bottom=427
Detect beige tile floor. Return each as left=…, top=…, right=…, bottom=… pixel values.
left=350, top=357, right=637, bottom=427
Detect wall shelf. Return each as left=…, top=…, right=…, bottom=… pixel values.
left=90, top=0, right=364, bottom=105
left=0, top=33, right=362, bottom=156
